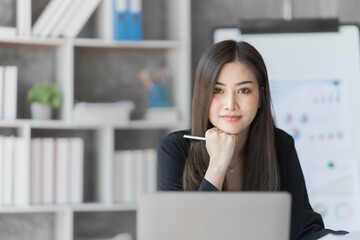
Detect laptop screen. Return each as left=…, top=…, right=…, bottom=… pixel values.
left=137, top=192, right=291, bottom=240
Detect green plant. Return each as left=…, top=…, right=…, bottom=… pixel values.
left=27, top=82, right=62, bottom=108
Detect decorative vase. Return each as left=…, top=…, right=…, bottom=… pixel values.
left=31, top=103, right=52, bottom=120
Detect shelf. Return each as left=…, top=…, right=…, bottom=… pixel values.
left=0, top=119, right=186, bottom=130
left=0, top=36, right=65, bottom=47
left=0, top=119, right=101, bottom=129
left=74, top=38, right=182, bottom=50
left=0, top=37, right=182, bottom=50
left=0, top=205, right=68, bottom=213
left=71, top=202, right=137, bottom=212
left=0, top=203, right=137, bottom=213
left=112, top=120, right=187, bottom=129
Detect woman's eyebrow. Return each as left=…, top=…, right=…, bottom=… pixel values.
left=215, top=80, right=254, bottom=86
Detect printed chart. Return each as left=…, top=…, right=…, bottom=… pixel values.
left=303, top=158, right=360, bottom=231
left=270, top=77, right=360, bottom=231
left=270, top=78, right=352, bottom=150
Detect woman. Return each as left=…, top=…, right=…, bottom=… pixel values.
left=157, top=40, right=347, bottom=240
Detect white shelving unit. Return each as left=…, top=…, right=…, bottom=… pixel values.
left=0, top=0, right=190, bottom=239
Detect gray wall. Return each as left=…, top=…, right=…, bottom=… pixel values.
left=1, top=0, right=360, bottom=239
left=191, top=0, right=283, bottom=83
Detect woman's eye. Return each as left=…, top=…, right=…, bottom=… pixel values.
left=214, top=88, right=223, bottom=94
left=238, top=88, right=251, bottom=94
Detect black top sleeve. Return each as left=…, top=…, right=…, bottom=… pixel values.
left=158, top=129, right=348, bottom=240
left=157, top=131, right=188, bottom=191
left=157, top=130, right=219, bottom=191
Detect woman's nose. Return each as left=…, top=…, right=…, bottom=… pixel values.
left=224, top=92, right=238, bottom=110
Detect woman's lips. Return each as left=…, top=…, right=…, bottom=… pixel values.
left=221, top=115, right=241, bottom=121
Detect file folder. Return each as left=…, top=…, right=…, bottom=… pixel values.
left=129, top=0, right=142, bottom=40
left=113, top=0, right=130, bottom=40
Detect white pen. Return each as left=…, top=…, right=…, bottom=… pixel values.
left=183, top=134, right=206, bottom=141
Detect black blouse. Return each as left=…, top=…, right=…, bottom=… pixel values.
left=157, top=128, right=348, bottom=240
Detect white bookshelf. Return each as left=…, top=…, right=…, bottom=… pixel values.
left=74, top=38, right=182, bottom=49
left=0, top=203, right=137, bottom=213
left=0, top=37, right=65, bottom=46
left=0, top=0, right=191, bottom=239
left=0, top=119, right=185, bottom=129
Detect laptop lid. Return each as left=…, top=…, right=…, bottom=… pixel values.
left=137, top=192, right=291, bottom=240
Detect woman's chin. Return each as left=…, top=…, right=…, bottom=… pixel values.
left=217, top=127, right=240, bottom=135
left=216, top=125, right=250, bottom=136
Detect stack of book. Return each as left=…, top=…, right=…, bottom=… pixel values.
left=30, top=137, right=84, bottom=205
left=97, top=0, right=143, bottom=40
left=113, top=149, right=157, bottom=203
left=32, top=0, right=102, bottom=38
left=1, top=0, right=143, bottom=40
left=73, top=101, right=135, bottom=123
left=144, top=107, right=179, bottom=122
left=31, top=0, right=142, bottom=39
left=0, top=136, right=28, bottom=206
left=0, top=66, right=18, bottom=120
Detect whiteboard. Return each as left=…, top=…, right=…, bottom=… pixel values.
left=213, top=25, right=360, bottom=231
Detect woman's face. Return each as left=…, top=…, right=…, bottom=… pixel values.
left=209, top=61, right=260, bottom=135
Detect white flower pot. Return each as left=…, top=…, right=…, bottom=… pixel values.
left=31, top=103, right=52, bottom=120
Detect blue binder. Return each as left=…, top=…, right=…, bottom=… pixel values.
left=113, top=0, right=130, bottom=40
left=129, top=0, right=142, bottom=40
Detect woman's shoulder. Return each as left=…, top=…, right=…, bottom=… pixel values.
left=158, top=129, right=191, bottom=151
left=274, top=127, right=295, bottom=147
left=159, top=129, right=191, bottom=143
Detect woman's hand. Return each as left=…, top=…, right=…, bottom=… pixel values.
left=205, top=127, right=237, bottom=169
left=204, top=127, right=237, bottom=190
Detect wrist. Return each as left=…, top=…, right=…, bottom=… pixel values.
left=204, top=162, right=227, bottom=191
left=208, top=161, right=228, bottom=174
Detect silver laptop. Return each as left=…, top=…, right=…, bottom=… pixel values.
left=137, top=192, right=291, bottom=240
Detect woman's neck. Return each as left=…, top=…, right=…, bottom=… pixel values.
left=231, top=127, right=249, bottom=164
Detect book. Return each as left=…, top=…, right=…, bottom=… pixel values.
left=2, top=136, right=14, bottom=205
left=144, top=107, right=179, bottom=122
left=42, top=138, right=55, bottom=204
left=55, top=138, right=69, bottom=204
left=0, top=66, right=4, bottom=119
left=0, top=137, right=3, bottom=204
left=50, top=0, right=84, bottom=38
left=61, top=0, right=102, bottom=38
left=145, top=149, right=157, bottom=193
left=32, top=0, right=63, bottom=37
left=96, top=0, right=113, bottom=40
left=70, top=137, right=84, bottom=204
left=121, top=150, right=137, bottom=202
left=31, top=138, right=42, bottom=205
left=113, top=0, right=130, bottom=40
left=39, top=0, right=72, bottom=37
left=135, top=149, right=147, bottom=201
left=3, top=66, right=18, bottom=120
left=129, top=0, right=142, bottom=40
left=114, top=149, right=157, bottom=202
left=13, top=138, right=28, bottom=206
left=114, top=151, right=123, bottom=202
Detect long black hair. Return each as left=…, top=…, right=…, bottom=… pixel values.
left=183, top=40, right=280, bottom=191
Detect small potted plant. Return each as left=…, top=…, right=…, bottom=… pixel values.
left=27, top=82, right=62, bottom=120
